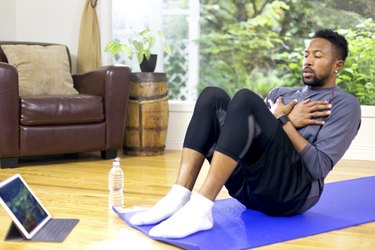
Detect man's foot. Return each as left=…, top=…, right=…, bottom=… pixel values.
left=149, top=193, right=214, bottom=238
left=129, top=184, right=191, bottom=225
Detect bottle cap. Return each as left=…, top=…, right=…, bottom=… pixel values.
left=113, top=158, right=120, bottom=167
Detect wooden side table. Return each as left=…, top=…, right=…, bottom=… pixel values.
left=123, top=72, right=169, bottom=156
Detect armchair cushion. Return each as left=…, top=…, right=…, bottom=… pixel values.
left=1, top=44, right=78, bottom=96
left=20, top=95, right=104, bottom=126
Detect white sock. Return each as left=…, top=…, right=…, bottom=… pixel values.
left=129, top=184, right=191, bottom=226
left=149, top=193, right=214, bottom=238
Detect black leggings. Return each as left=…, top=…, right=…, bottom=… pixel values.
left=183, top=86, right=277, bottom=163
left=183, top=87, right=312, bottom=216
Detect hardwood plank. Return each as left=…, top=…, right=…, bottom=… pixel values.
left=0, top=151, right=374, bottom=250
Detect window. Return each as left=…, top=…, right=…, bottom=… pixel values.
left=110, top=0, right=375, bottom=105
left=111, top=0, right=200, bottom=101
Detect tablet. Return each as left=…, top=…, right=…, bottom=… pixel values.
left=0, top=174, right=51, bottom=239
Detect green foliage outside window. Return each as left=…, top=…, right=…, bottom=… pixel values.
left=198, top=0, right=375, bottom=105
left=274, top=19, right=375, bottom=105
left=337, top=20, right=375, bottom=105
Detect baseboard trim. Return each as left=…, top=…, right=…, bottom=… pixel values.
left=342, top=146, right=375, bottom=161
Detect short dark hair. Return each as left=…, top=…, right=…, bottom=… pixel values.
left=312, top=29, right=349, bottom=61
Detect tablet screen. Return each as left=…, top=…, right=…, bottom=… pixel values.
left=0, top=174, right=50, bottom=238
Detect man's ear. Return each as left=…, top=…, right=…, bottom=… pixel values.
left=335, top=60, right=345, bottom=73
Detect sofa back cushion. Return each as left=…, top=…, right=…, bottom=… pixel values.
left=1, top=44, right=78, bottom=96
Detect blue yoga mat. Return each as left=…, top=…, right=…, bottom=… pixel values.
left=114, top=176, right=375, bottom=250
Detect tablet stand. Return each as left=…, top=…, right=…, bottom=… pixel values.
left=4, top=218, right=79, bottom=242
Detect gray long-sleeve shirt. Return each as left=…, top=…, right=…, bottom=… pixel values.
left=265, top=85, right=361, bottom=211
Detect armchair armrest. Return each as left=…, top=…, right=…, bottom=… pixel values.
left=0, top=63, right=20, bottom=157
left=73, top=66, right=131, bottom=149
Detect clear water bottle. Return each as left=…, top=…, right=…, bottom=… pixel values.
left=108, top=157, right=124, bottom=209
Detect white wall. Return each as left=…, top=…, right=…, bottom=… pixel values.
left=341, top=106, right=375, bottom=161
left=0, top=0, right=112, bottom=73
left=0, top=0, right=16, bottom=39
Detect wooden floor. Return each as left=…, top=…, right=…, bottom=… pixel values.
left=0, top=151, right=374, bottom=250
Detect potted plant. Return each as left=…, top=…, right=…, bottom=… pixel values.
left=105, top=28, right=171, bottom=72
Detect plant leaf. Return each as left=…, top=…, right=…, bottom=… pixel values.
left=104, top=41, right=121, bottom=55
left=144, top=50, right=151, bottom=60
left=148, top=36, right=155, bottom=50
left=139, top=28, right=151, bottom=36
left=122, top=44, right=133, bottom=58
left=136, top=48, right=144, bottom=64
left=164, top=43, right=172, bottom=55
left=133, top=40, right=143, bottom=51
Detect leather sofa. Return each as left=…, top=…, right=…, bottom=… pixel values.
left=0, top=41, right=131, bottom=168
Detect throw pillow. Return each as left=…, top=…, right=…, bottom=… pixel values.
left=1, top=44, right=79, bottom=96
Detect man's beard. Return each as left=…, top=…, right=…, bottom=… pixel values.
left=302, top=72, right=327, bottom=87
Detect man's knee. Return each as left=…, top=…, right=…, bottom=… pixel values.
left=196, top=87, right=230, bottom=109
left=229, top=88, right=262, bottom=111
left=233, top=88, right=259, bottom=100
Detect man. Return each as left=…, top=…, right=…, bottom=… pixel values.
left=129, top=29, right=361, bottom=238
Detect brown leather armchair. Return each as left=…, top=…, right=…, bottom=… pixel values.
left=0, top=41, right=131, bottom=168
